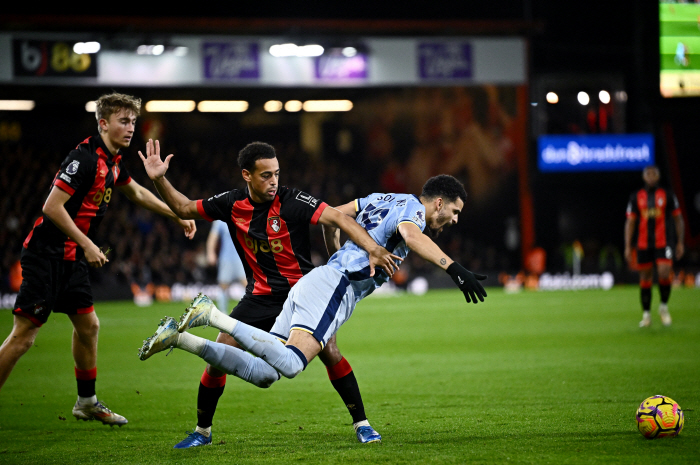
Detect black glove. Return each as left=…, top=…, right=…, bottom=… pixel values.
left=446, top=262, right=487, bottom=304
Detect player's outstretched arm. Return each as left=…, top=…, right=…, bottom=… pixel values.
left=398, top=222, right=487, bottom=304
left=318, top=205, right=401, bottom=277
left=321, top=201, right=355, bottom=256
left=117, top=179, right=196, bottom=239
left=138, top=139, right=202, bottom=221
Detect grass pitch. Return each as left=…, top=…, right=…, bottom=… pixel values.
left=0, top=286, right=698, bottom=464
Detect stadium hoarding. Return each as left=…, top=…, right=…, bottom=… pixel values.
left=537, top=134, right=654, bottom=172
left=0, top=33, right=525, bottom=86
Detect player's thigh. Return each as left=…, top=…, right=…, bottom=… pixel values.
left=286, top=329, right=322, bottom=364
left=279, top=267, right=356, bottom=350
left=217, top=260, right=236, bottom=285
left=55, top=260, right=94, bottom=317
left=12, top=250, right=58, bottom=327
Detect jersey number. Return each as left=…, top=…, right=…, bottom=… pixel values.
left=92, top=188, right=112, bottom=207
left=244, top=234, right=284, bottom=254
left=358, top=203, right=389, bottom=231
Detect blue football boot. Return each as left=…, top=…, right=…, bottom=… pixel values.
left=173, top=430, right=213, bottom=449
left=355, top=425, right=382, bottom=443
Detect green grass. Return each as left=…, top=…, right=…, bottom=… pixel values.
left=1, top=286, right=699, bottom=464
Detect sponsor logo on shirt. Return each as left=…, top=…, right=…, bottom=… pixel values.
left=412, top=210, right=425, bottom=226
left=66, top=160, right=80, bottom=175
left=208, top=191, right=229, bottom=201
left=59, top=172, right=72, bottom=183
left=296, top=192, right=318, bottom=207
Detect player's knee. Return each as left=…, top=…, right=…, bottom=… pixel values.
left=11, top=335, right=35, bottom=355
left=278, top=365, right=303, bottom=379
left=319, top=336, right=342, bottom=367
left=278, top=345, right=307, bottom=379
left=252, top=371, right=280, bottom=388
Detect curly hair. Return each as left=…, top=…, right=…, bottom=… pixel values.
left=420, top=174, right=467, bottom=204
left=237, top=142, right=277, bottom=172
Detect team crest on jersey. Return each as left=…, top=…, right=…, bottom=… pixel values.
left=66, top=160, right=80, bottom=175
left=268, top=216, right=281, bottom=233
left=99, top=169, right=106, bottom=177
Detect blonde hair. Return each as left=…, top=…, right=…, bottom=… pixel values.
left=95, top=93, right=142, bottom=133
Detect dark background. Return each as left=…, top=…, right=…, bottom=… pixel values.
left=1, top=1, right=699, bottom=296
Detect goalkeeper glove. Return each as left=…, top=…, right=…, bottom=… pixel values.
left=446, top=262, right=487, bottom=304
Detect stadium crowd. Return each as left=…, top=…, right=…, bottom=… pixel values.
left=3, top=84, right=696, bottom=296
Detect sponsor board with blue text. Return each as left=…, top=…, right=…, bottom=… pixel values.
left=538, top=134, right=654, bottom=172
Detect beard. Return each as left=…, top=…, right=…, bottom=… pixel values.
left=426, top=210, right=450, bottom=238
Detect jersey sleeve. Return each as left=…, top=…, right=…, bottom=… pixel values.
left=283, top=187, right=328, bottom=225
left=395, top=198, right=427, bottom=232
left=115, top=161, right=131, bottom=186
left=625, top=192, right=638, bottom=219
left=53, top=150, right=93, bottom=196
left=355, top=193, right=375, bottom=214
left=197, top=191, right=234, bottom=222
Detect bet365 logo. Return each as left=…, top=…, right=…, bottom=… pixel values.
left=13, top=40, right=98, bottom=77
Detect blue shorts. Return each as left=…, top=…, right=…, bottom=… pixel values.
left=217, top=256, right=245, bottom=284
left=270, top=266, right=359, bottom=349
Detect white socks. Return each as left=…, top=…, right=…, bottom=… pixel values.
left=353, top=420, right=370, bottom=431
left=176, top=332, right=207, bottom=356
left=195, top=426, right=211, bottom=438
left=78, top=395, right=97, bottom=406
left=209, top=308, right=237, bottom=334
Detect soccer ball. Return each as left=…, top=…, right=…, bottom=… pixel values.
left=636, top=395, right=684, bottom=439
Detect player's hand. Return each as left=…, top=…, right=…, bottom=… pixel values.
left=368, top=246, right=402, bottom=277
left=177, top=218, right=196, bottom=239
left=446, top=262, right=487, bottom=304
left=676, top=243, right=685, bottom=260
left=84, top=242, right=109, bottom=268
left=624, top=246, right=632, bottom=263
left=138, top=139, right=173, bottom=180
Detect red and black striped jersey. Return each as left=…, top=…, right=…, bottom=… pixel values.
left=23, top=135, right=132, bottom=261
left=626, top=187, right=681, bottom=250
left=196, top=187, right=328, bottom=298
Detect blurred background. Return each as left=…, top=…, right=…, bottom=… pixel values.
left=1, top=1, right=699, bottom=304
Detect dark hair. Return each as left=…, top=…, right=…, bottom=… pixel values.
left=420, top=175, right=467, bottom=204
left=237, top=142, right=277, bottom=172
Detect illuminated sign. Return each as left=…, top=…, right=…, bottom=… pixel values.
left=314, top=52, right=368, bottom=81
left=202, top=42, right=259, bottom=80
left=538, top=134, right=654, bottom=172
left=418, top=42, right=472, bottom=80
left=13, top=39, right=97, bottom=78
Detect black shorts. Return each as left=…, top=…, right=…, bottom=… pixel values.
left=228, top=293, right=287, bottom=332
left=13, top=248, right=93, bottom=327
left=637, top=247, right=674, bottom=268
